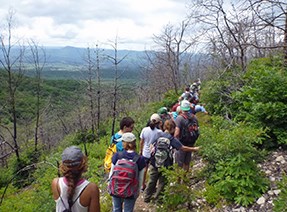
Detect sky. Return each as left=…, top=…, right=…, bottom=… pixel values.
left=0, top=0, right=189, bottom=51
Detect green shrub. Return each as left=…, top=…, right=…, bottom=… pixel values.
left=203, top=183, right=224, bottom=208
left=160, top=165, right=195, bottom=211
left=198, top=116, right=269, bottom=206
left=274, top=173, right=287, bottom=212
left=210, top=154, right=269, bottom=206
left=231, top=58, right=287, bottom=147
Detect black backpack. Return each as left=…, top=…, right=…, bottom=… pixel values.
left=179, top=113, right=200, bottom=146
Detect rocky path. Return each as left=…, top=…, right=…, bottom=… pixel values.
left=133, top=149, right=287, bottom=211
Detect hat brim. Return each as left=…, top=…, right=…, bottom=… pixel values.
left=181, top=106, right=190, bottom=111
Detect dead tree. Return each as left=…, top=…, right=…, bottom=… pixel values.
left=28, top=40, right=46, bottom=152
left=247, top=0, right=287, bottom=66
left=0, top=9, right=26, bottom=161
left=150, top=21, right=195, bottom=94
left=106, top=36, right=128, bottom=136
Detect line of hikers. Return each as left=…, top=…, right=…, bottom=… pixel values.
left=51, top=79, right=206, bottom=212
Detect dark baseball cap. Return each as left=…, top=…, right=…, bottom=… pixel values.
left=61, top=146, right=84, bottom=166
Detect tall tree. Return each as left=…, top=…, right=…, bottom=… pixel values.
left=107, top=36, right=128, bottom=136
left=28, top=40, right=46, bottom=152
left=83, top=47, right=96, bottom=139
left=247, top=0, right=287, bottom=66
left=143, top=20, right=195, bottom=98
left=95, top=44, right=102, bottom=142
left=0, top=9, right=25, bottom=161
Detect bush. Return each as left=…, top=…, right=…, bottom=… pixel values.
left=160, top=165, right=195, bottom=211
left=273, top=173, right=287, bottom=212
left=231, top=58, right=287, bottom=147
left=209, top=154, right=269, bottom=206
left=198, top=116, right=269, bottom=206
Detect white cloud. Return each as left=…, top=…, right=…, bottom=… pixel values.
left=0, top=0, right=188, bottom=50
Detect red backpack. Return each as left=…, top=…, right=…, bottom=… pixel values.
left=108, top=152, right=140, bottom=198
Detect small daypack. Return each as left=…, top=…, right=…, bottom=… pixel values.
left=180, top=114, right=200, bottom=146
left=108, top=152, right=140, bottom=198
left=153, top=136, right=173, bottom=168
left=104, top=138, right=118, bottom=173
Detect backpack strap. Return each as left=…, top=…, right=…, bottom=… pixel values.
left=118, top=151, right=140, bottom=163
left=57, top=178, right=89, bottom=211
left=69, top=183, right=89, bottom=209
left=132, top=154, right=140, bottom=163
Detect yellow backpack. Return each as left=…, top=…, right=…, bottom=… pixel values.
left=104, top=143, right=117, bottom=173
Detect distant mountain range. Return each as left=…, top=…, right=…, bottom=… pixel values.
left=44, top=46, right=147, bottom=68
left=0, top=46, right=149, bottom=79
left=1, top=46, right=205, bottom=80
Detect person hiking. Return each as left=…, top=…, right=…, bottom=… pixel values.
left=51, top=146, right=100, bottom=212
left=174, top=100, right=200, bottom=171
left=171, top=96, right=183, bottom=112
left=108, top=133, right=146, bottom=212
left=180, top=86, right=193, bottom=102
left=139, top=113, right=164, bottom=192
left=111, top=117, right=135, bottom=152
left=171, top=105, right=181, bottom=121
left=193, top=104, right=208, bottom=115
left=143, top=119, right=199, bottom=203
left=104, top=117, right=135, bottom=174
left=157, top=107, right=172, bottom=124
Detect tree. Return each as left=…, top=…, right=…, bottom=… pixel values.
left=95, top=44, right=102, bottom=142
left=0, top=9, right=25, bottom=161
left=83, top=47, right=96, bottom=139
left=143, top=20, right=196, bottom=98
left=247, top=0, right=287, bottom=66
left=106, top=36, right=128, bottom=136
left=28, top=40, right=46, bottom=152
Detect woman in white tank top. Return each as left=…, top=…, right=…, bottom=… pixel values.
left=51, top=146, right=100, bottom=212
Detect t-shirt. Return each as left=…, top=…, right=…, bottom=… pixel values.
left=175, top=113, right=199, bottom=146
left=150, top=132, right=183, bottom=167
left=140, top=126, right=163, bottom=158
left=194, top=105, right=206, bottom=113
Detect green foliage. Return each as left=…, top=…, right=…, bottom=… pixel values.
left=162, top=90, right=180, bottom=109
left=73, top=130, right=97, bottom=145
left=198, top=116, right=266, bottom=167
left=203, top=183, right=224, bottom=208
left=274, top=173, right=287, bottom=212
left=9, top=145, right=42, bottom=188
left=210, top=154, right=269, bottom=206
left=198, top=116, right=269, bottom=206
left=160, top=165, right=195, bottom=211
left=231, top=58, right=287, bottom=147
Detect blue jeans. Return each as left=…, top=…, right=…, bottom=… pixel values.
left=112, top=196, right=136, bottom=212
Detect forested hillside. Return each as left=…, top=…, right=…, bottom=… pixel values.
left=1, top=0, right=287, bottom=211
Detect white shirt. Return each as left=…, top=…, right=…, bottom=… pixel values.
left=140, top=126, right=163, bottom=158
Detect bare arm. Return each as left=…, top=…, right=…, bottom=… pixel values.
left=180, top=145, right=200, bottom=152
left=174, top=127, right=180, bottom=139
left=88, top=183, right=101, bottom=212
left=140, top=138, right=144, bottom=155
left=51, top=177, right=60, bottom=200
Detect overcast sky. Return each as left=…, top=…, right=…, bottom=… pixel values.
left=0, top=0, right=189, bottom=51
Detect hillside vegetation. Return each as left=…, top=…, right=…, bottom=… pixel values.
left=0, top=56, right=287, bottom=211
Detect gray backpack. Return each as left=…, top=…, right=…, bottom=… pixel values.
left=154, top=137, right=173, bottom=168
